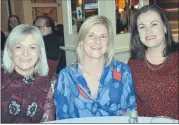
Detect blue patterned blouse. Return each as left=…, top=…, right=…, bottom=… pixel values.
left=54, top=60, right=136, bottom=120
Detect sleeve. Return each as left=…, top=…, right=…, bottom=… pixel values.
left=40, top=76, right=57, bottom=122
left=54, top=70, right=71, bottom=120
left=121, top=64, right=137, bottom=112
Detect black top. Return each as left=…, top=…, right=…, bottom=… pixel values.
left=43, top=33, right=66, bottom=73
left=1, top=31, right=6, bottom=51
left=43, top=33, right=61, bottom=60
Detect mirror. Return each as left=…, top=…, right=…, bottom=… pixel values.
left=115, top=0, right=139, bottom=34
left=71, top=0, right=98, bottom=34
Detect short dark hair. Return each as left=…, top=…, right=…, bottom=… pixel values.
left=130, top=5, right=178, bottom=59
left=33, top=14, right=56, bottom=33
left=8, top=15, right=21, bottom=32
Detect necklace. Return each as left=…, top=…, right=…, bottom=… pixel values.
left=145, top=55, right=167, bottom=71
left=81, top=65, right=100, bottom=81
left=23, top=75, right=35, bottom=84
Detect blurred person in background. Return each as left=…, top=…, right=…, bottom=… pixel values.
left=34, top=15, right=66, bottom=76
left=8, top=15, right=21, bottom=33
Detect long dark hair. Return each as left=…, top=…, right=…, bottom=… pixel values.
left=8, top=15, right=21, bottom=32
left=130, top=5, right=178, bottom=59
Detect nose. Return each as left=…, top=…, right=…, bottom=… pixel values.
left=23, top=48, right=28, bottom=56
left=94, top=36, right=101, bottom=45
left=146, top=26, right=152, bottom=34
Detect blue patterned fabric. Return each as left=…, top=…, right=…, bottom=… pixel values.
left=54, top=60, right=136, bottom=120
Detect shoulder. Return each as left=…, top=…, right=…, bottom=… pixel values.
left=128, top=58, right=137, bottom=65
left=33, top=74, right=56, bottom=92
left=57, top=63, right=78, bottom=78
left=167, top=51, right=178, bottom=67
left=44, top=34, right=59, bottom=41
left=60, top=62, right=78, bottom=72
left=128, top=58, right=144, bottom=68
left=169, top=51, right=178, bottom=58
left=111, top=60, right=130, bottom=70
left=109, top=60, right=132, bottom=74
left=1, top=68, right=12, bottom=88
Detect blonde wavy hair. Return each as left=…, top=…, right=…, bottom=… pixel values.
left=75, top=15, right=114, bottom=66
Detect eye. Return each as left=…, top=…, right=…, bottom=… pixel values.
left=30, top=46, right=37, bottom=50
left=152, top=23, right=158, bottom=26
left=139, top=25, right=145, bottom=29
left=88, top=34, right=94, bottom=37
left=101, top=35, right=107, bottom=39
left=15, top=45, right=22, bottom=49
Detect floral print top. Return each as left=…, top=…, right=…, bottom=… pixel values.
left=54, top=60, right=136, bottom=120
left=1, top=68, right=56, bottom=123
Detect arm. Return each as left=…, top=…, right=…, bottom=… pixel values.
left=41, top=76, right=57, bottom=122
left=54, top=70, right=71, bottom=120
left=121, top=64, right=137, bottom=116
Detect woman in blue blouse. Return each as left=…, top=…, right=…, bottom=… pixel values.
left=54, top=15, right=136, bottom=119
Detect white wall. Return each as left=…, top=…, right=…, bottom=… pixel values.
left=61, top=0, right=149, bottom=65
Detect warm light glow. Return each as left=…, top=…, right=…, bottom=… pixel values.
left=78, top=0, right=82, bottom=7
left=117, top=0, right=125, bottom=10
left=118, top=8, right=124, bottom=13
left=134, top=5, right=139, bottom=9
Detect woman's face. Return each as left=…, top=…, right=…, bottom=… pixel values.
left=11, top=35, right=40, bottom=72
left=82, top=24, right=109, bottom=60
left=137, top=10, right=166, bottom=49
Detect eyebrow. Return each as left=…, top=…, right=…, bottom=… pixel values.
left=138, top=20, right=160, bottom=26
left=16, top=44, right=38, bottom=46
left=88, top=32, right=107, bottom=35
left=150, top=20, right=160, bottom=24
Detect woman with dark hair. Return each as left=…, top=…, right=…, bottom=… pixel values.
left=34, top=15, right=66, bottom=76
left=128, top=5, right=178, bottom=119
left=8, top=15, right=21, bottom=33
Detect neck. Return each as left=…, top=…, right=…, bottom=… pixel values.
left=146, top=43, right=166, bottom=58
left=146, top=44, right=167, bottom=65
left=14, top=67, right=34, bottom=77
left=81, top=57, right=105, bottom=76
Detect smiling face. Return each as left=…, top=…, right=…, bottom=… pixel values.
left=137, top=10, right=166, bottom=49
left=10, top=35, right=40, bottom=74
left=82, top=24, right=109, bottom=60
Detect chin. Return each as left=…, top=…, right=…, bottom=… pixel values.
left=18, top=64, right=35, bottom=70
left=91, top=55, right=105, bottom=59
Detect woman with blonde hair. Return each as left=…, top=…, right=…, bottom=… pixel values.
left=54, top=15, right=136, bottom=120
left=1, top=24, right=56, bottom=123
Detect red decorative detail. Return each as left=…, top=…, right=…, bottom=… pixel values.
left=72, top=65, right=77, bottom=70
left=76, top=84, right=89, bottom=99
left=113, top=68, right=121, bottom=81
left=122, top=109, right=126, bottom=112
